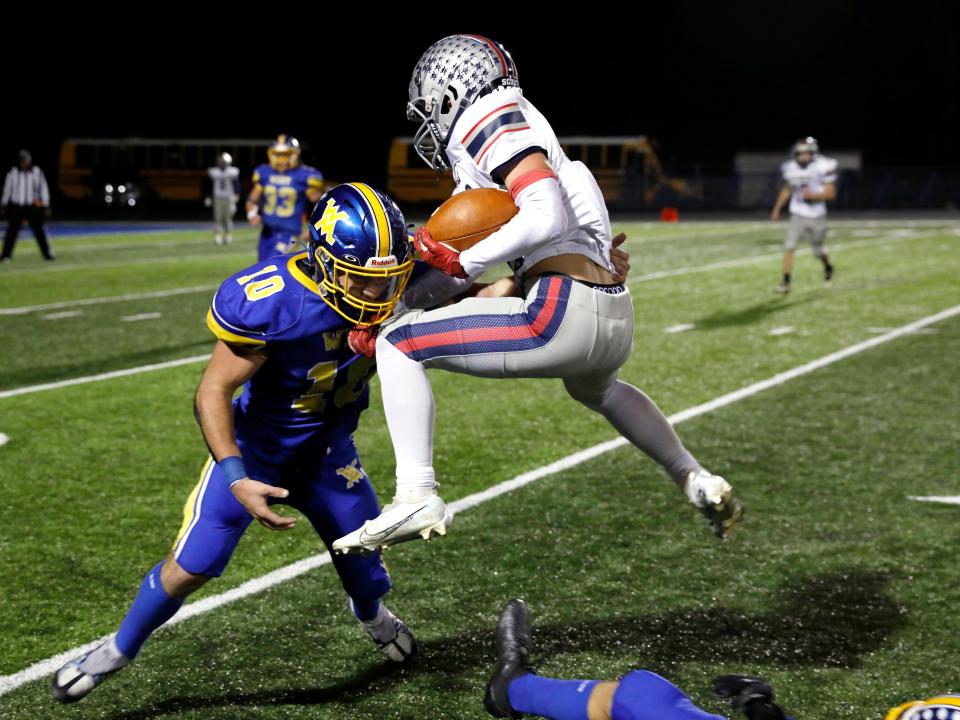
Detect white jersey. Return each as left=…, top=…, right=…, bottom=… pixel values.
left=443, top=87, right=613, bottom=276
left=781, top=156, right=838, bottom=219
left=208, top=166, right=240, bottom=199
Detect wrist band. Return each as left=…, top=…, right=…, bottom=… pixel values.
left=219, top=456, right=247, bottom=487
left=246, top=207, right=259, bottom=221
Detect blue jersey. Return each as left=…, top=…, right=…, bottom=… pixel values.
left=252, top=163, right=324, bottom=235
left=205, top=252, right=375, bottom=480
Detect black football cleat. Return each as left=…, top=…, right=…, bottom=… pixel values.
left=714, top=675, right=789, bottom=720
left=484, top=599, right=534, bottom=718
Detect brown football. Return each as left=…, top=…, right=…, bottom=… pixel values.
left=424, top=188, right=519, bottom=251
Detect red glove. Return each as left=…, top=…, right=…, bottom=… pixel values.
left=413, top=227, right=467, bottom=278
left=348, top=325, right=379, bottom=358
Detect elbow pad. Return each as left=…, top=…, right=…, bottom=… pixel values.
left=459, top=174, right=567, bottom=277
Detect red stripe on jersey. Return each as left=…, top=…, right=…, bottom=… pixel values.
left=475, top=126, right=532, bottom=163
left=508, top=168, right=558, bottom=200
left=392, top=276, right=564, bottom=354
left=460, top=102, right=520, bottom=144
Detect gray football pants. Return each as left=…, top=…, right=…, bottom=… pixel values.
left=376, top=274, right=701, bottom=494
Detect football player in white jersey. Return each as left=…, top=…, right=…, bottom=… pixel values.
left=770, top=137, right=837, bottom=293
left=333, top=34, right=743, bottom=555
left=205, top=152, right=241, bottom=246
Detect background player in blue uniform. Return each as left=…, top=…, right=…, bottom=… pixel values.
left=485, top=599, right=795, bottom=720
left=246, top=134, right=325, bottom=261
left=52, top=183, right=416, bottom=703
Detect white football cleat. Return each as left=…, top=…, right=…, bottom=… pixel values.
left=685, top=469, right=744, bottom=540
left=350, top=600, right=418, bottom=663
left=51, top=636, right=131, bottom=703
left=333, top=493, right=452, bottom=555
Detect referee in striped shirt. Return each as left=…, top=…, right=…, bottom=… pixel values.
left=2, top=149, right=54, bottom=262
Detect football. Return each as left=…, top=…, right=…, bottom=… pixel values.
left=424, top=188, right=519, bottom=251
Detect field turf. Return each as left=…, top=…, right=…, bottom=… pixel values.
left=0, top=219, right=957, bottom=718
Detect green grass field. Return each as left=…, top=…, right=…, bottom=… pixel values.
left=0, top=219, right=958, bottom=719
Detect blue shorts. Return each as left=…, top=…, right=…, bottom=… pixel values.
left=612, top=671, right=724, bottom=720
left=258, top=225, right=298, bottom=261
left=171, top=435, right=390, bottom=603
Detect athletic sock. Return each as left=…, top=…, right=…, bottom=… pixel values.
left=114, top=561, right=185, bottom=658
left=507, top=674, right=597, bottom=720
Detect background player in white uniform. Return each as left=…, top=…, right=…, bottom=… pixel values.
left=333, top=35, right=743, bottom=555
left=770, top=137, right=837, bottom=293
left=205, top=152, right=240, bottom=245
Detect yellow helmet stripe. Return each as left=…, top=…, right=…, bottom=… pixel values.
left=350, top=182, right=391, bottom=258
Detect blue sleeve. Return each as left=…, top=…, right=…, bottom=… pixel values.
left=206, top=261, right=302, bottom=346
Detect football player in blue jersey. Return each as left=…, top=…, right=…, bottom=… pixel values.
left=485, top=599, right=795, bottom=720
left=246, top=135, right=325, bottom=261
left=51, top=183, right=417, bottom=704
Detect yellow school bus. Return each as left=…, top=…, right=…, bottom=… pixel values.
left=386, top=135, right=695, bottom=207
left=58, top=138, right=275, bottom=203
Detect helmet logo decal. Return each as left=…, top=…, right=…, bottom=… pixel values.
left=314, top=198, right=349, bottom=245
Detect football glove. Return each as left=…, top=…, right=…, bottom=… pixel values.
left=413, top=227, right=467, bottom=278
left=348, top=325, right=379, bottom=358
left=714, top=675, right=789, bottom=720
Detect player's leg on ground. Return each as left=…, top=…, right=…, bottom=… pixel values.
left=488, top=599, right=722, bottom=720
left=812, top=219, right=833, bottom=284
left=53, top=458, right=253, bottom=701
left=225, top=198, right=235, bottom=242
left=777, top=217, right=800, bottom=292
left=214, top=197, right=227, bottom=245
left=292, top=438, right=416, bottom=660
left=119, top=456, right=253, bottom=656
left=507, top=672, right=724, bottom=720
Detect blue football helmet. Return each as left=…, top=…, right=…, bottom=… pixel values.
left=307, top=183, right=413, bottom=327
left=407, top=34, right=520, bottom=170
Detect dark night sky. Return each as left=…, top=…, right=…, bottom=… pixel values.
left=4, top=1, right=958, bottom=186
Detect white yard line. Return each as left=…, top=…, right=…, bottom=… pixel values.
left=866, top=326, right=938, bottom=335
left=627, top=231, right=945, bottom=286
left=0, top=285, right=217, bottom=316
left=665, top=323, right=696, bottom=334
left=0, top=356, right=210, bottom=400
left=1, top=302, right=957, bottom=696
left=120, top=312, right=163, bottom=322
left=41, top=310, right=83, bottom=320
left=0, top=250, right=251, bottom=276
left=769, top=326, right=795, bottom=336
left=907, top=496, right=960, bottom=505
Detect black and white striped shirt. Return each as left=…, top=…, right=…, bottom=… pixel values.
left=2, top=166, right=50, bottom=207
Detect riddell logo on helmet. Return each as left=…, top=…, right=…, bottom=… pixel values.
left=366, top=256, right=398, bottom=268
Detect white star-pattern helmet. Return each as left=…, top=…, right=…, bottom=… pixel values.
left=407, top=34, right=520, bottom=170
